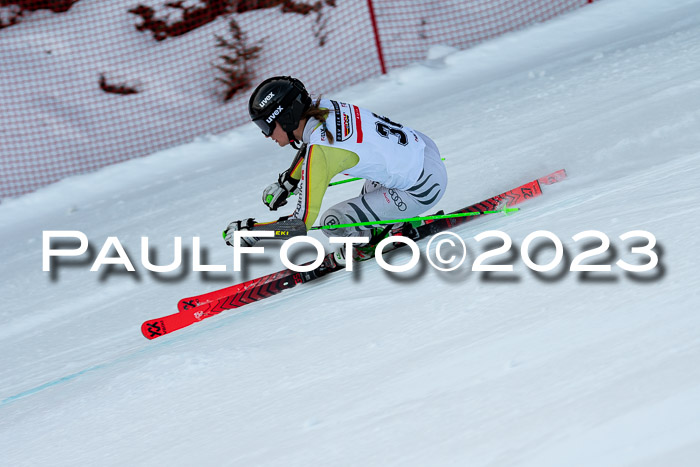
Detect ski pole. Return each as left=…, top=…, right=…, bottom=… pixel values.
left=328, top=177, right=362, bottom=187
left=327, top=158, right=445, bottom=188
left=282, top=179, right=353, bottom=201
left=310, top=207, right=518, bottom=231
left=269, top=154, right=447, bottom=205
left=222, top=207, right=517, bottom=239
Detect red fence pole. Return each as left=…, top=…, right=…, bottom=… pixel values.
left=366, top=0, right=387, bottom=74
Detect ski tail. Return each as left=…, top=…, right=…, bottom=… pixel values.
left=142, top=313, right=197, bottom=340
left=144, top=255, right=336, bottom=340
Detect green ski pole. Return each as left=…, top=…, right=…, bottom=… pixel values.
left=310, top=207, right=518, bottom=231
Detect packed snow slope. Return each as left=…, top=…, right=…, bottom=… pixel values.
left=2, top=0, right=700, bottom=465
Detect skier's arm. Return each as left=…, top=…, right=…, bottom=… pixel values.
left=262, top=144, right=306, bottom=211
left=226, top=145, right=358, bottom=247
left=292, top=144, right=359, bottom=229
left=287, top=149, right=305, bottom=180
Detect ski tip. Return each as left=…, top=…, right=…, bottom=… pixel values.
left=539, top=169, right=568, bottom=185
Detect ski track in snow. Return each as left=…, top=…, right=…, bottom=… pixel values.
left=2, top=0, right=700, bottom=465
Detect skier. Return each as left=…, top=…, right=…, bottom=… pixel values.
left=224, top=76, right=447, bottom=264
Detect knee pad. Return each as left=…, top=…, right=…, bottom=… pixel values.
left=319, top=207, right=356, bottom=237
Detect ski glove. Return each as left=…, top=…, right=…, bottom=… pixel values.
left=262, top=170, right=299, bottom=211
left=224, top=218, right=260, bottom=247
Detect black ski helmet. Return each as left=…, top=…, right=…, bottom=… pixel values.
left=249, top=76, right=311, bottom=147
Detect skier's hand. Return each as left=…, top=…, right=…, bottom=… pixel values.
left=262, top=170, right=298, bottom=211
left=224, top=218, right=260, bottom=247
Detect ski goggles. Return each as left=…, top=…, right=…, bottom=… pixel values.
left=253, top=116, right=275, bottom=137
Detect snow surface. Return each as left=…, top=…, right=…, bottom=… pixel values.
left=2, top=0, right=700, bottom=465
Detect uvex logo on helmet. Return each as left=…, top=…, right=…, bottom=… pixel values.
left=266, top=105, right=283, bottom=124
left=258, top=92, right=275, bottom=109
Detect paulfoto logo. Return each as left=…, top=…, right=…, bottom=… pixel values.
left=42, top=230, right=661, bottom=276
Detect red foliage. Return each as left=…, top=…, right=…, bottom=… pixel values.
left=0, top=0, right=80, bottom=29
left=129, top=0, right=334, bottom=41
left=214, top=19, right=262, bottom=101
left=129, top=1, right=235, bottom=41
left=99, top=75, right=139, bottom=95
left=0, top=0, right=80, bottom=12
left=236, top=1, right=321, bottom=15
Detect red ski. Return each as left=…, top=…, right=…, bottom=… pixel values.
left=142, top=169, right=567, bottom=339
left=142, top=260, right=324, bottom=339
left=178, top=277, right=272, bottom=312
left=176, top=168, right=567, bottom=313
